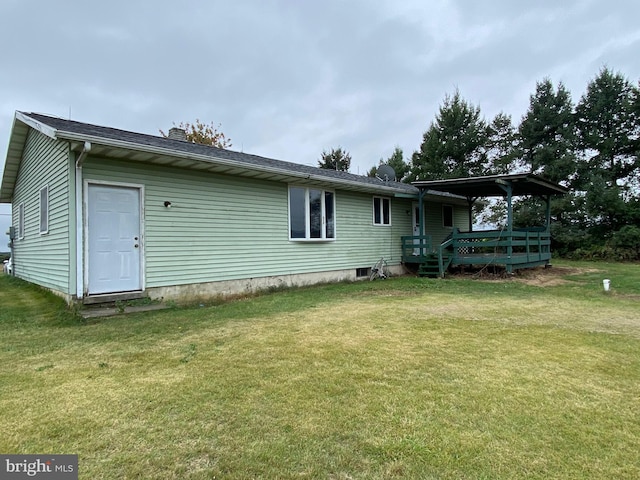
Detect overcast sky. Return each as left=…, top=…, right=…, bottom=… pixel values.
left=1, top=0, right=639, bottom=241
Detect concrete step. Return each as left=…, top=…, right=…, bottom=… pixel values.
left=80, top=303, right=169, bottom=319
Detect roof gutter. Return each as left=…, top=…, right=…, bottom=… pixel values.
left=74, top=141, right=91, bottom=300
left=54, top=130, right=414, bottom=196
left=75, top=141, right=92, bottom=168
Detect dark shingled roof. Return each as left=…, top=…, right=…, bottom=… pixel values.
left=23, top=112, right=418, bottom=195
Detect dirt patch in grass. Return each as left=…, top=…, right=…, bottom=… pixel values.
left=450, top=265, right=601, bottom=287
left=515, top=265, right=600, bottom=287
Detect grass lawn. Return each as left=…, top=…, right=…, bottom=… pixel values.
left=1, top=260, right=639, bottom=479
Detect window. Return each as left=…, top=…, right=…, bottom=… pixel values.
left=373, top=197, right=391, bottom=226
left=289, top=187, right=335, bottom=240
left=39, top=185, right=49, bottom=234
left=18, top=202, right=25, bottom=239
left=356, top=267, right=370, bottom=278
left=442, top=204, right=454, bottom=228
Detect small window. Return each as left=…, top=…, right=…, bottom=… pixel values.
left=373, top=197, right=391, bottom=226
left=442, top=205, right=454, bottom=228
left=356, top=267, right=370, bottom=278
left=18, top=202, right=25, bottom=239
left=39, top=185, right=49, bottom=234
left=289, top=186, right=335, bottom=240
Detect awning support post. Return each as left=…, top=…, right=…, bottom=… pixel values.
left=544, top=195, right=551, bottom=233
left=466, top=197, right=477, bottom=232
left=497, top=180, right=514, bottom=273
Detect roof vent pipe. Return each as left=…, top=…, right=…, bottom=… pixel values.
left=167, top=127, right=187, bottom=141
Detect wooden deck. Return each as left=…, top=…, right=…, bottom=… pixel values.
left=402, top=228, right=551, bottom=277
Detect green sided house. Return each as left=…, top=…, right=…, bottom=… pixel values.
left=0, top=112, right=568, bottom=303
left=0, top=111, right=475, bottom=304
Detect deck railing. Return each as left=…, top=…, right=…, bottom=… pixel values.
left=449, top=228, right=549, bottom=259
left=402, top=228, right=552, bottom=275
left=401, top=235, right=433, bottom=260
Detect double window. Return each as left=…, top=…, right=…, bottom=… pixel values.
left=289, top=187, right=335, bottom=240
left=373, top=197, right=391, bottom=226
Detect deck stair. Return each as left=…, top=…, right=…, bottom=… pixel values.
left=417, top=251, right=453, bottom=278
left=417, top=254, right=441, bottom=278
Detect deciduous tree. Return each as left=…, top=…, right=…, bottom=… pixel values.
left=160, top=119, right=232, bottom=148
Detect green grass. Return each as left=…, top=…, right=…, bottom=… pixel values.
left=1, top=261, right=639, bottom=479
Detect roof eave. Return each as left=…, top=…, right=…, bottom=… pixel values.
left=3, top=112, right=417, bottom=201
left=412, top=173, right=568, bottom=197
left=54, top=129, right=415, bottom=195
left=0, top=113, right=37, bottom=203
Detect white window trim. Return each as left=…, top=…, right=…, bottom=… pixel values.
left=373, top=196, right=392, bottom=226
left=39, top=184, right=49, bottom=234
left=442, top=204, right=454, bottom=228
left=288, top=186, right=336, bottom=242
left=18, top=202, right=25, bottom=239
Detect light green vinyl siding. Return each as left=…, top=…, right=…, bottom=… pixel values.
left=83, top=157, right=413, bottom=287
left=11, top=130, right=70, bottom=293
left=423, top=200, right=469, bottom=245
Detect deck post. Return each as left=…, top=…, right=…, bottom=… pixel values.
left=544, top=195, right=551, bottom=233
left=466, top=197, right=476, bottom=232
left=496, top=180, right=514, bottom=273
left=418, top=188, right=426, bottom=255
left=506, top=184, right=513, bottom=272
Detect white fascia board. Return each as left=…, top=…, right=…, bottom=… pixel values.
left=15, top=112, right=58, bottom=139
left=54, top=130, right=414, bottom=195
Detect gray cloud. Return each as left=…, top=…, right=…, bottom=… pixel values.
left=1, top=0, right=639, bottom=235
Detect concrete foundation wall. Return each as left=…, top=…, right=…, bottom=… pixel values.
left=146, top=264, right=406, bottom=304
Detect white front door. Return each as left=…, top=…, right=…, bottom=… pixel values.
left=87, top=184, right=142, bottom=294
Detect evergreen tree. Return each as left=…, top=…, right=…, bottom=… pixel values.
left=366, top=165, right=378, bottom=178
left=515, top=79, right=580, bottom=253
left=518, top=79, right=577, bottom=184
left=584, top=173, right=628, bottom=237
left=368, top=147, right=409, bottom=181
left=575, top=67, right=639, bottom=187
left=574, top=68, right=640, bottom=250
left=387, top=146, right=409, bottom=181
left=408, top=90, right=489, bottom=181
left=318, top=147, right=351, bottom=171
left=486, top=112, right=518, bottom=174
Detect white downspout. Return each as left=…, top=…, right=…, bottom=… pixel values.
left=75, top=142, right=91, bottom=299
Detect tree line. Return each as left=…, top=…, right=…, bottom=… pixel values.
left=325, top=67, right=640, bottom=260
left=166, top=67, right=639, bottom=260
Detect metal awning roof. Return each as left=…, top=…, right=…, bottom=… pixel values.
left=412, top=173, right=568, bottom=198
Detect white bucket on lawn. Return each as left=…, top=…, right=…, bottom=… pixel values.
left=603, top=279, right=611, bottom=292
